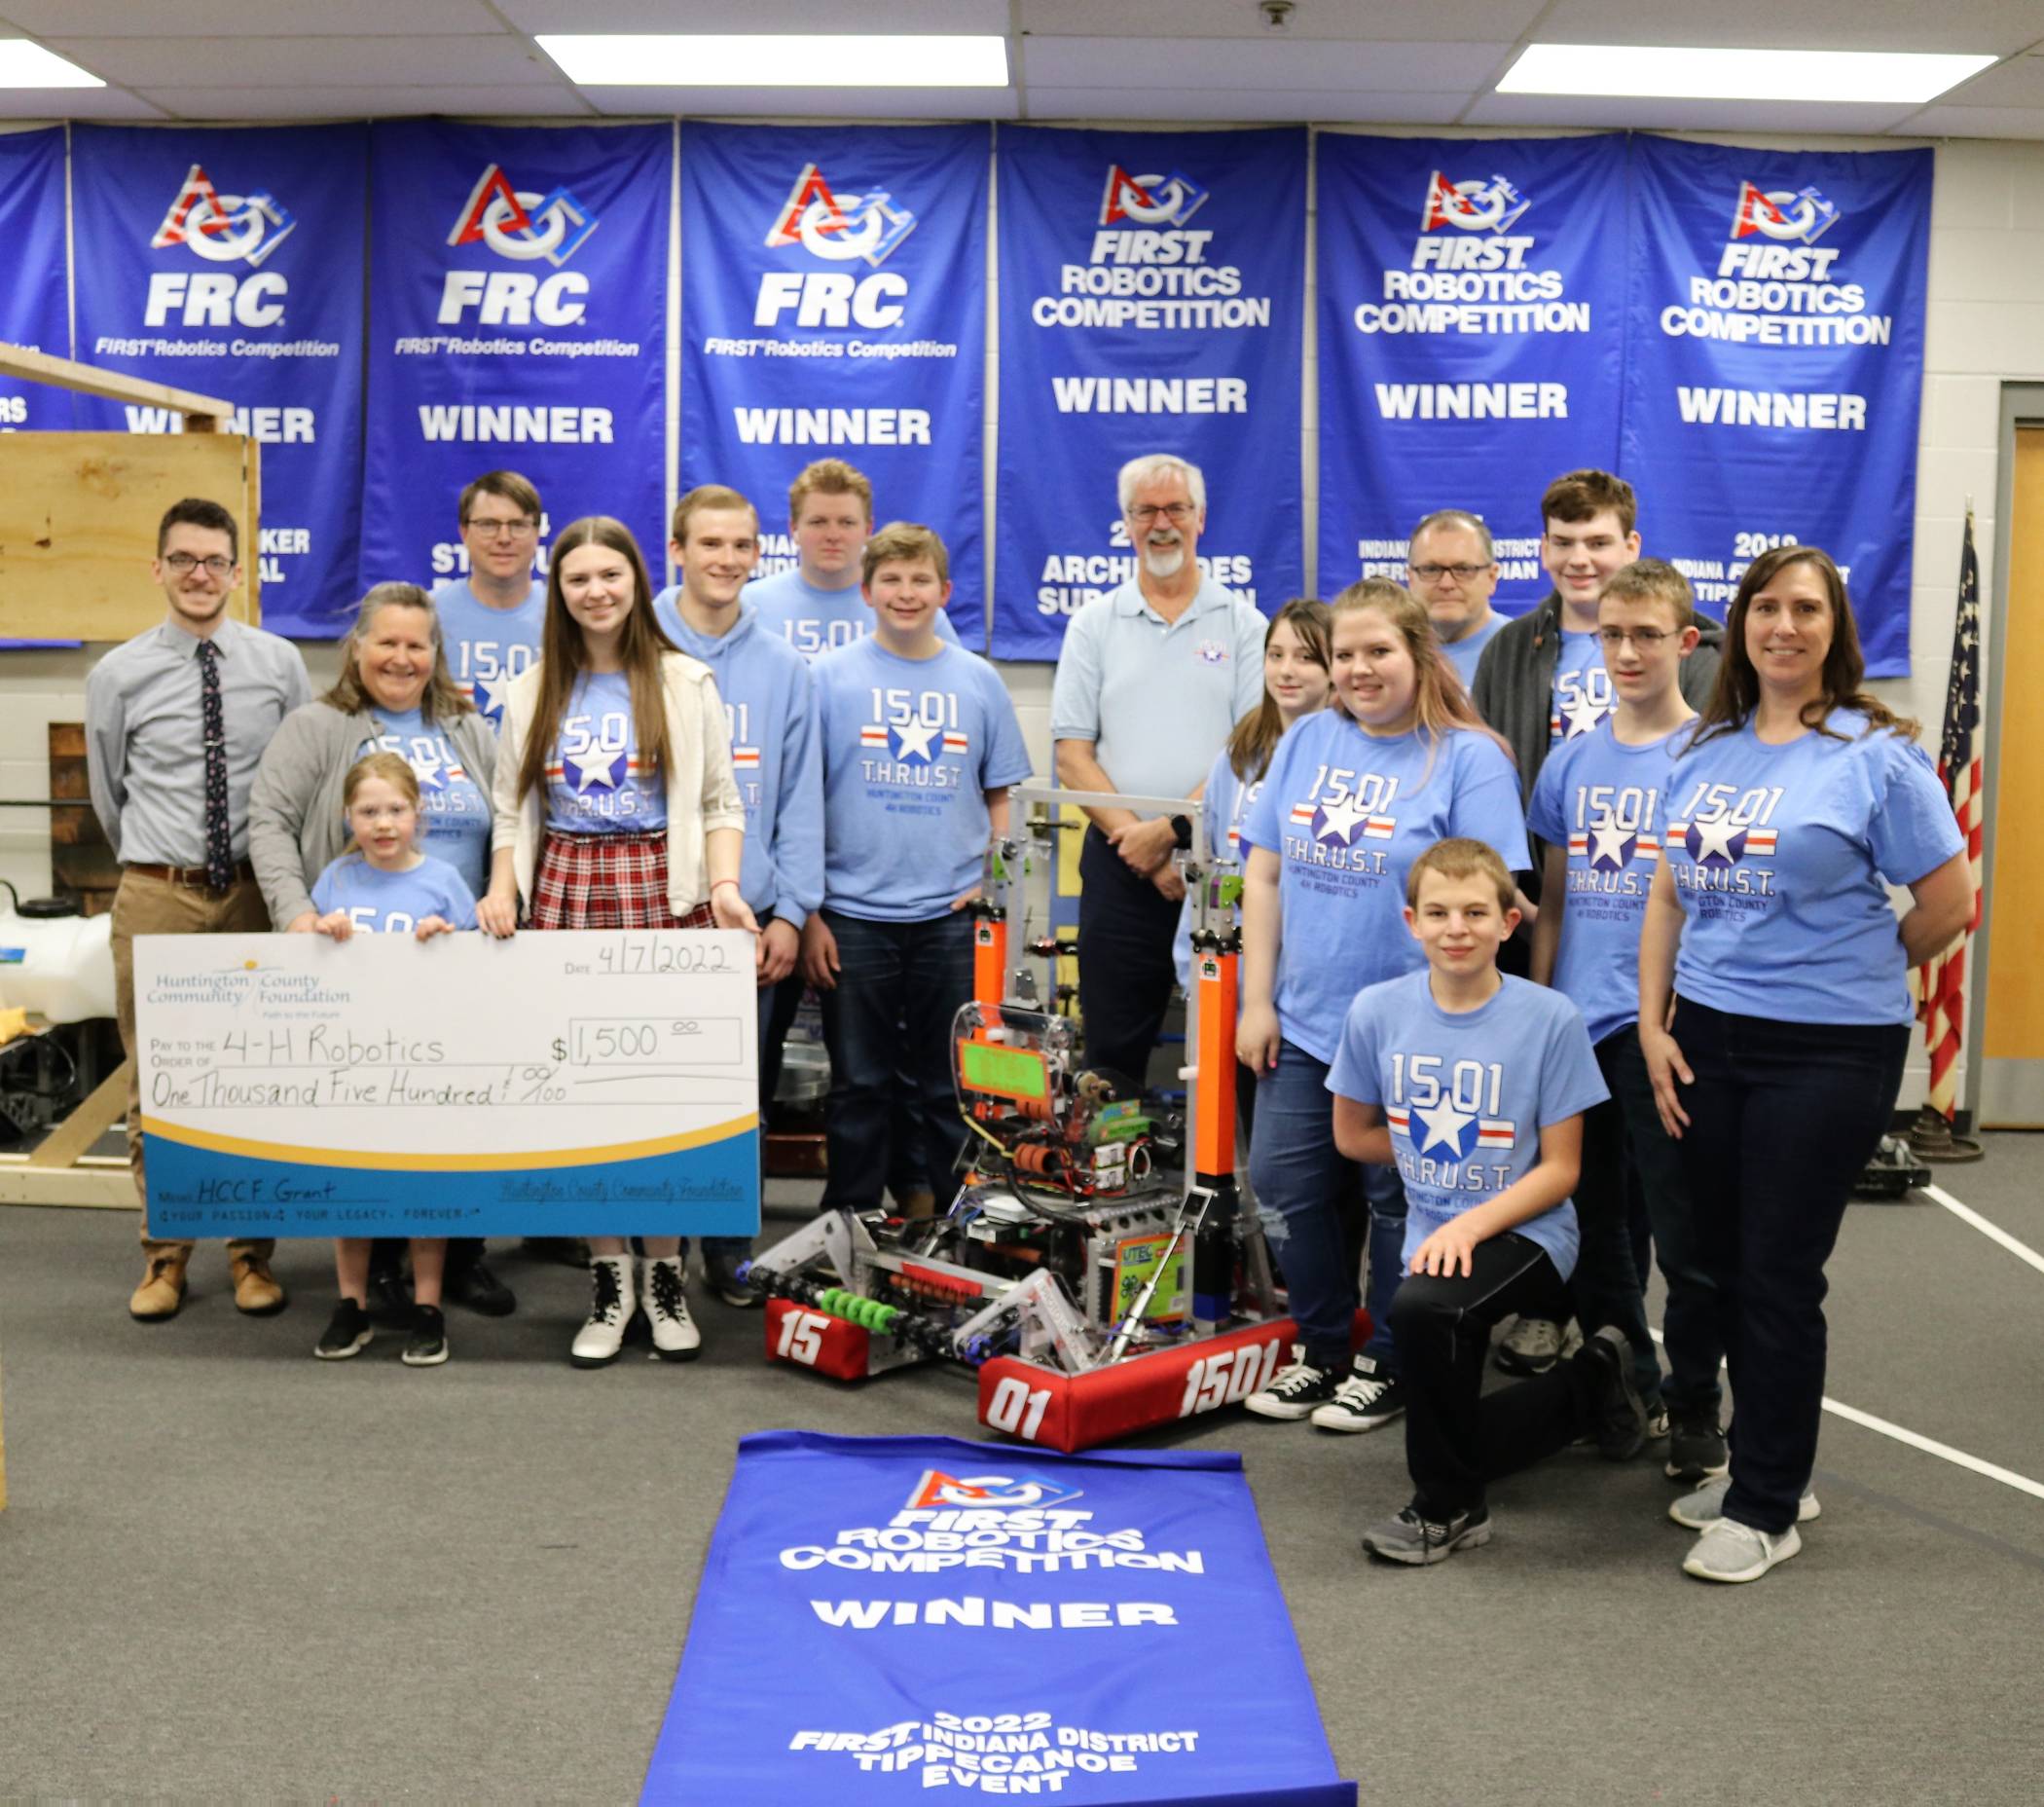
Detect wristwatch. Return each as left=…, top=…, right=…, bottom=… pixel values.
left=1170, top=813, right=1194, bottom=851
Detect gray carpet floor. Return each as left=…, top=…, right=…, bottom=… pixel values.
left=3, top=1143, right=2042, bottom=1804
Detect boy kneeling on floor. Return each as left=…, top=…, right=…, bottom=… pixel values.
left=1330, top=837, right=1647, bottom=1565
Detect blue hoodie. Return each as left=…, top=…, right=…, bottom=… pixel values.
left=651, top=590, right=822, bottom=930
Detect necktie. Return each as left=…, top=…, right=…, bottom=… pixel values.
left=197, top=639, right=234, bottom=892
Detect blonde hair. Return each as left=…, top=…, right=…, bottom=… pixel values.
left=787, top=458, right=873, bottom=525
left=671, top=483, right=756, bottom=548
left=861, top=521, right=949, bottom=588
left=323, top=584, right=471, bottom=724
left=1600, top=558, right=1695, bottom=629
left=340, top=752, right=421, bottom=855
left=1406, top=837, right=1515, bottom=913
left=1329, top=579, right=1511, bottom=786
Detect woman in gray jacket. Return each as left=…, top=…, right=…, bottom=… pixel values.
left=248, top=580, right=514, bottom=1318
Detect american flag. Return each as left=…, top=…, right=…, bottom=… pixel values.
left=1916, top=511, right=1985, bottom=1121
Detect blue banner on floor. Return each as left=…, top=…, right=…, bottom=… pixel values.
left=644, top=1431, right=1354, bottom=1806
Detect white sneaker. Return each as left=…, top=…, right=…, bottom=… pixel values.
left=1682, top=1516, right=1802, bottom=1583
left=570, top=1255, right=637, bottom=1368
left=642, top=1255, right=702, bottom=1361
left=1668, top=1474, right=1821, bottom=1530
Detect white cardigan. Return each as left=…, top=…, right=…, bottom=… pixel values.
left=493, top=652, right=746, bottom=916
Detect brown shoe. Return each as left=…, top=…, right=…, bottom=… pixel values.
left=230, top=1253, right=287, bottom=1315
left=129, top=1250, right=190, bottom=1321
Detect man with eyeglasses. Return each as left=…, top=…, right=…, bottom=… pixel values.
left=1050, top=453, right=1266, bottom=1089
left=430, top=470, right=546, bottom=732
left=1406, top=508, right=1505, bottom=688
left=87, top=498, right=310, bottom=1322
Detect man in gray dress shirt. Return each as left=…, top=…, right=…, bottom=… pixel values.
left=87, top=498, right=311, bottom=1321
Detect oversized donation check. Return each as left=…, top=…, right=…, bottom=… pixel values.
left=134, top=930, right=760, bottom=1239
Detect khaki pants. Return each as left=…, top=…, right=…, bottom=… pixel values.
left=112, top=867, right=275, bottom=1259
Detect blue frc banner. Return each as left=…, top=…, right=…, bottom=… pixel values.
left=360, top=122, right=668, bottom=598
left=644, top=1432, right=1353, bottom=1806
left=0, top=127, right=69, bottom=429
left=682, top=124, right=988, bottom=645
left=70, top=125, right=367, bottom=638
left=1621, top=139, right=1931, bottom=674
left=994, top=128, right=1305, bottom=661
left=1316, top=133, right=1628, bottom=613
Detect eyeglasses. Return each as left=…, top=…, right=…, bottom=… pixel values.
left=1408, top=563, right=1492, bottom=583
left=164, top=552, right=235, bottom=577
left=463, top=516, right=538, bottom=538
left=1128, top=502, right=1196, bottom=525
left=1598, top=627, right=1672, bottom=649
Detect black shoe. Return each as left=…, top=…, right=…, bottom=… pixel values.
left=1581, top=1325, right=1648, bottom=1459
left=367, top=1265, right=412, bottom=1314
left=703, top=1248, right=759, bottom=1309
left=402, top=1304, right=450, bottom=1367
left=447, top=1257, right=516, bottom=1317
left=1666, top=1408, right=1731, bottom=1483
left=1243, top=1354, right=1342, bottom=1420
left=314, top=1299, right=374, bottom=1360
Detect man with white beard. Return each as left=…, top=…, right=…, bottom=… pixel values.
left=1050, top=454, right=1268, bottom=1087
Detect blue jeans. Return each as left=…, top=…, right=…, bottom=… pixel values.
left=1248, top=1040, right=1406, bottom=1376
left=820, top=909, right=975, bottom=1210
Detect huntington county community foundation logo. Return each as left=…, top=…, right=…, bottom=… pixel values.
left=766, top=165, right=918, bottom=266
left=904, top=1471, right=1085, bottom=1511
left=151, top=166, right=297, bottom=267
left=1731, top=181, right=1841, bottom=245
left=1421, top=170, right=1532, bottom=235
left=1098, top=166, right=1210, bottom=229
left=449, top=166, right=601, bottom=265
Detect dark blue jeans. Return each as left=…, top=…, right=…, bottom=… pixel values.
left=1670, top=998, right=1908, bottom=1535
left=819, top=908, right=975, bottom=1211
left=1247, top=1040, right=1405, bottom=1376
left=1077, top=827, right=1181, bottom=1088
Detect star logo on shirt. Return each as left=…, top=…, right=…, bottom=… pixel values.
left=409, top=752, right=447, bottom=794
left=1410, top=1099, right=1478, bottom=1162
left=1689, top=816, right=1741, bottom=866
left=1588, top=821, right=1634, bottom=871
left=1560, top=690, right=1611, bottom=740
left=892, top=718, right=941, bottom=763
left=470, top=675, right=505, bottom=725
left=566, top=749, right=628, bottom=793
left=1313, top=796, right=1369, bottom=846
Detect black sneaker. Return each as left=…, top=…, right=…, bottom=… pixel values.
left=447, top=1256, right=516, bottom=1317
left=703, top=1248, right=759, bottom=1309
left=1244, top=1354, right=1341, bottom=1420
left=1309, top=1355, right=1406, bottom=1433
left=1666, top=1408, right=1731, bottom=1483
left=314, top=1299, right=374, bottom=1360
left=1363, top=1502, right=1493, bottom=1566
left=1580, top=1324, right=1648, bottom=1459
left=367, top=1264, right=412, bottom=1315
left=402, top=1304, right=451, bottom=1367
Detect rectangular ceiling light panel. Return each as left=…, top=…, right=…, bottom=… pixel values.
left=1499, top=44, right=1997, bottom=105
left=0, top=39, right=105, bottom=87
left=539, top=33, right=1009, bottom=89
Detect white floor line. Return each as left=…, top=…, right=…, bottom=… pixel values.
left=1918, top=1181, right=2044, bottom=1276
left=1646, top=1328, right=2044, bottom=1503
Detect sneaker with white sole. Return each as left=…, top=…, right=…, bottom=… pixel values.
left=1666, top=1409, right=1731, bottom=1483
left=1496, top=1315, right=1565, bottom=1376
left=1362, top=1502, right=1493, bottom=1566
left=570, top=1255, right=637, bottom=1368
left=1668, top=1474, right=1820, bottom=1530
left=1244, top=1354, right=1341, bottom=1420
left=313, top=1298, right=374, bottom=1360
left=401, top=1303, right=450, bottom=1368
left=1682, top=1516, right=1802, bottom=1583
left=642, top=1256, right=702, bottom=1361
left=1309, top=1356, right=1406, bottom=1433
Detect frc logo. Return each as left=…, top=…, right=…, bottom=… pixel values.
left=1099, top=166, right=1209, bottom=228
left=767, top=165, right=917, bottom=267
left=145, top=166, right=295, bottom=327
left=1422, top=171, right=1532, bottom=234
left=905, top=1471, right=1083, bottom=1511
left=1732, top=181, right=1840, bottom=246
left=449, top=166, right=600, bottom=265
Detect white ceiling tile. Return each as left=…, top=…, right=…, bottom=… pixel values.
left=1463, top=92, right=1922, bottom=132
left=128, top=86, right=595, bottom=121
left=48, top=35, right=555, bottom=87
left=1931, top=52, right=2044, bottom=105
left=0, top=86, right=165, bottom=119
left=579, top=87, right=1019, bottom=119
left=1019, top=37, right=1506, bottom=91
left=1018, top=0, right=1546, bottom=42
left=1531, top=0, right=2043, bottom=55
left=1023, top=89, right=1474, bottom=124
left=496, top=0, right=1011, bottom=30
left=1906, top=101, right=2044, bottom=136
left=0, top=0, right=504, bottom=34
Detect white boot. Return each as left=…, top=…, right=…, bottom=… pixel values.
left=569, top=1255, right=636, bottom=1368
left=642, top=1255, right=702, bottom=1362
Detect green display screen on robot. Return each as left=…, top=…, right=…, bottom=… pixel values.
left=960, top=1038, right=1050, bottom=1103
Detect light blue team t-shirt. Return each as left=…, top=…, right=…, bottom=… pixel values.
left=1663, top=713, right=1963, bottom=1027
left=1173, top=743, right=1264, bottom=992
left=814, top=637, right=1033, bottom=922
left=543, top=670, right=668, bottom=835
left=1551, top=627, right=1615, bottom=746
left=746, top=567, right=961, bottom=663
left=353, top=705, right=493, bottom=897
left=1328, top=971, right=1608, bottom=1281
left=311, top=853, right=479, bottom=937
left=1526, top=718, right=1687, bottom=1048
left=1240, top=710, right=1531, bottom=1063
left=1439, top=612, right=1506, bottom=690
left=429, top=577, right=546, bottom=729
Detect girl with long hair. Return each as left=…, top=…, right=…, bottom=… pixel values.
left=485, top=517, right=756, bottom=1369
left=1640, top=546, right=1968, bottom=1583
left=1235, top=579, right=1528, bottom=1433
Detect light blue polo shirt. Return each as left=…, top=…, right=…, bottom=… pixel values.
left=1048, top=573, right=1267, bottom=808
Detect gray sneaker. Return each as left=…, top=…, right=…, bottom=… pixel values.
left=1362, top=1502, right=1492, bottom=1566
left=1668, top=1474, right=1821, bottom=1530
left=1496, top=1315, right=1565, bottom=1375
left=1682, top=1516, right=1802, bottom=1583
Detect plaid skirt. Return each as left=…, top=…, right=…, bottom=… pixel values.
left=529, top=831, right=717, bottom=932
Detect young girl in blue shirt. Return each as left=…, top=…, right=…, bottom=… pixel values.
left=1236, top=579, right=1528, bottom=1432
left=309, top=752, right=479, bottom=1368
left=1640, top=546, right=1969, bottom=1584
